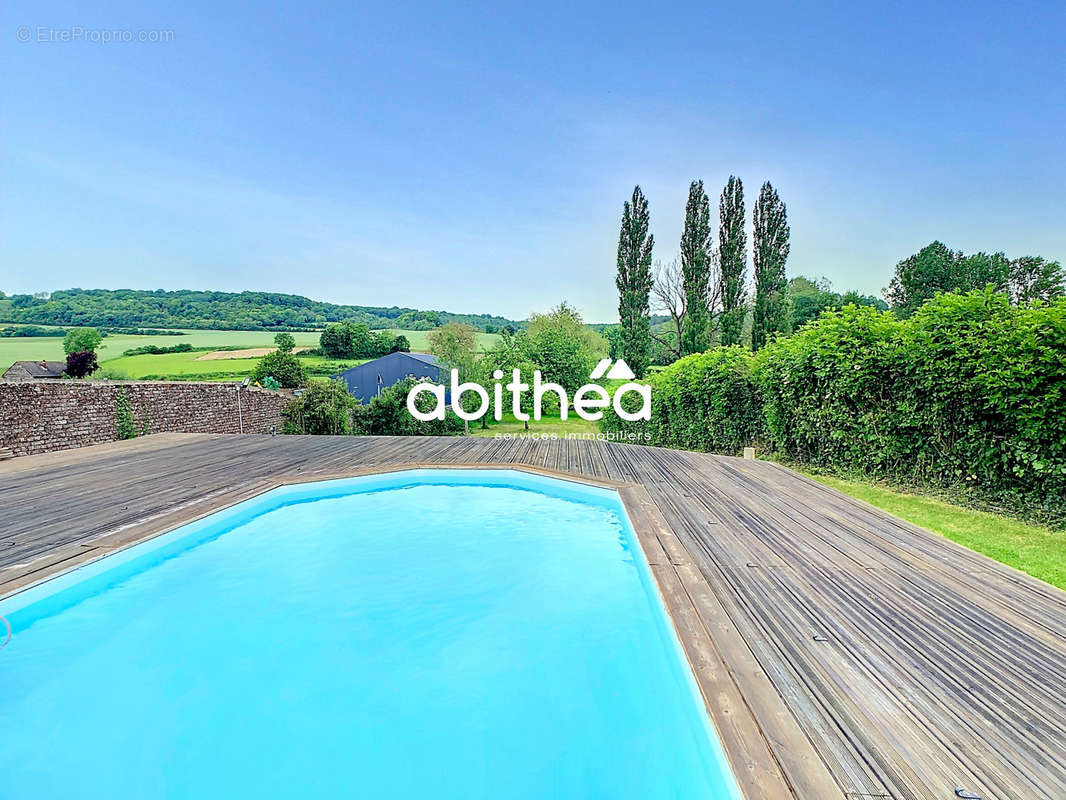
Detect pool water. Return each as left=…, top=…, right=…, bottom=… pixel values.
left=0, top=470, right=740, bottom=799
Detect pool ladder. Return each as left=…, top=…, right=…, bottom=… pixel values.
left=0, top=615, right=10, bottom=650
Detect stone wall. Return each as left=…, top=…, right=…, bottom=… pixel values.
left=0, top=381, right=291, bottom=458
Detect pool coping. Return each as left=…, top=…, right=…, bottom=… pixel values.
left=2, top=461, right=828, bottom=799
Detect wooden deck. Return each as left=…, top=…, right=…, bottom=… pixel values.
left=3, top=433, right=1065, bottom=799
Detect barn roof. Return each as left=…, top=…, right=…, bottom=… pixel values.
left=333, top=352, right=442, bottom=404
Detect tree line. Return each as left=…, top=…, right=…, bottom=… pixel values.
left=613, top=180, right=1064, bottom=375
left=614, top=178, right=795, bottom=376
left=0, top=288, right=519, bottom=333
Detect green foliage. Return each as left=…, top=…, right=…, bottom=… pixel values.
left=522, top=303, right=604, bottom=391
left=717, top=176, right=747, bottom=347
left=122, top=343, right=194, bottom=356
left=754, top=291, right=1066, bottom=523
left=282, top=380, right=357, bottom=435
left=603, top=290, right=1066, bottom=524
left=1, top=288, right=517, bottom=332
left=680, top=180, right=712, bottom=355
left=885, top=242, right=1063, bottom=316
left=63, top=327, right=103, bottom=355
left=616, top=185, right=654, bottom=377
left=788, top=276, right=888, bottom=332
left=601, top=347, right=762, bottom=454
left=603, top=325, right=623, bottom=359
left=115, top=389, right=138, bottom=440
left=428, top=322, right=478, bottom=375
left=250, top=349, right=307, bottom=388
left=390, top=334, right=410, bottom=352
left=357, top=377, right=465, bottom=436
left=319, top=322, right=404, bottom=360
left=274, top=332, right=296, bottom=352
left=0, top=325, right=68, bottom=337
left=751, top=182, right=790, bottom=350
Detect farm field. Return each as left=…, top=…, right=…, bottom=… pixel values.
left=0, top=327, right=486, bottom=380
left=0, top=329, right=324, bottom=365
left=380, top=329, right=501, bottom=352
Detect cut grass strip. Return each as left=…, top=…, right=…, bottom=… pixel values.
left=808, top=473, right=1066, bottom=591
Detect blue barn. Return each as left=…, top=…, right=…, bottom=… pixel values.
left=333, top=351, right=443, bottom=404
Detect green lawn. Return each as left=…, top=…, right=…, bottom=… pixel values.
left=469, top=410, right=601, bottom=438
left=809, top=473, right=1066, bottom=591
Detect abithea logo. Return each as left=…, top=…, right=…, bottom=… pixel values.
left=406, top=359, right=651, bottom=423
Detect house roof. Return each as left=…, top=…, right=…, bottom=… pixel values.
left=10, top=360, right=66, bottom=378
left=333, top=351, right=442, bottom=404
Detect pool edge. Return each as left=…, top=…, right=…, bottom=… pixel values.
left=2, top=462, right=797, bottom=800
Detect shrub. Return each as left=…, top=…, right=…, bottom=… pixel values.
left=65, top=349, right=99, bottom=378
left=251, top=349, right=307, bottom=388
left=601, top=347, right=763, bottom=454
left=283, top=380, right=357, bottom=435
left=63, top=327, right=103, bottom=355
left=360, top=377, right=464, bottom=436
left=274, top=332, right=296, bottom=353
left=602, top=289, right=1066, bottom=523
left=753, top=290, right=1066, bottom=522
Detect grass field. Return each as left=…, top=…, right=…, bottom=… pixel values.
left=0, top=327, right=480, bottom=381
left=381, top=329, right=501, bottom=353
left=0, top=329, right=324, bottom=365
left=809, top=473, right=1066, bottom=591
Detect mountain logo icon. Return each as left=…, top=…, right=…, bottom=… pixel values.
left=589, top=358, right=636, bottom=381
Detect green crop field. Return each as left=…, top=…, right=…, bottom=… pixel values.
left=0, top=326, right=500, bottom=381
left=0, top=329, right=324, bottom=366
left=99, top=350, right=367, bottom=381
left=381, top=329, right=501, bottom=353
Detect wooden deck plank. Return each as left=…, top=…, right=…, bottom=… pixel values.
left=2, top=432, right=1065, bottom=800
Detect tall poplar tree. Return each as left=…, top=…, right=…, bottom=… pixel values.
left=679, top=180, right=712, bottom=355
left=717, top=176, right=747, bottom=346
left=751, top=181, right=790, bottom=351
left=615, top=185, right=654, bottom=377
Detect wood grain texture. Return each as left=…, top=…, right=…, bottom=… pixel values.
left=3, top=433, right=1064, bottom=800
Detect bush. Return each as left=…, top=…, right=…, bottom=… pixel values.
left=754, top=290, right=1066, bottom=522
left=600, top=347, right=763, bottom=454
left=65, top=349, right=99, bottom=378
left=283, top=380, right=357, bottom=435
left=251, top=349, right=307, bottom=388
left=602, top=289, right=1066, bottom=523
left=360, top=377, right=464, bottom=436
left=274, top=332, right=296, bottom=353
left=63, top=327, right=103, bottom=355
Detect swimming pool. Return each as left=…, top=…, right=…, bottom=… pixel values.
left=0, top=469, right=741, bottom=799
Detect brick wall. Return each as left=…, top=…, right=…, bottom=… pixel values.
left=0, top=381, right=291, bottom=458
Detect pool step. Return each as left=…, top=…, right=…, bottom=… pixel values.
left=0, top=446, right=12, bottom=461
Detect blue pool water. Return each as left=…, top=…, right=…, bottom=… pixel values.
left=0, top=469, right=740, bottom=799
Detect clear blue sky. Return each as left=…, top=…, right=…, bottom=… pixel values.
left=3, top=0, right=1064, bottom=322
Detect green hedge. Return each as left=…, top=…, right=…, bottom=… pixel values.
left=602, top=289, right=1066, bottom=523
left=602, top=348, right=763, bottom=454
